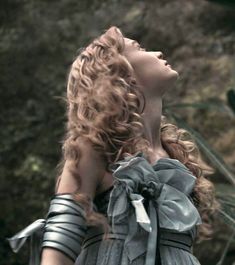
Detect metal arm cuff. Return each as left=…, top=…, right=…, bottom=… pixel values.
left=7, top=193, right=96, bottom=265
left=41, top=194, right=89, bottom=262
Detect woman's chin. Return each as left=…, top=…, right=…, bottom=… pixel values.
left=170, top=68, right=180, bottom=80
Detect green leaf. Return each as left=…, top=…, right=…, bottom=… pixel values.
left=215, top=183, right=235, bottom=230
left=165, top=101, right=233, bottom=116
left=227, top=89, right=235, bottom=114
left=216, top=230, right=235, bottom=265
left=168, top=113, right=235, bottom=186
left=206, top=0, right=235, bottom=7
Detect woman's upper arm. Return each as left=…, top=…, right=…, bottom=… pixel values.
left=41, top=248, right=74, bottom=265
left=56, top=138, right=107, bottom=199
left=41, top=139, right=107, bottom=265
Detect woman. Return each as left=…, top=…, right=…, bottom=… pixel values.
left=8, top=26, right=218, bottom=265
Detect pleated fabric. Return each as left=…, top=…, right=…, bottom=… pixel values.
left=75, top=152, right=202, bottom=265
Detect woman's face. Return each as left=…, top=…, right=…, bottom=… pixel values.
left=123, top=38, right=179, bottom=97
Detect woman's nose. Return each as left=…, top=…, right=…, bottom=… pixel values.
left=155, top=51, right=164, bottom=59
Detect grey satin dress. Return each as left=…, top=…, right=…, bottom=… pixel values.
left=75, top=152, right=202, bottom=265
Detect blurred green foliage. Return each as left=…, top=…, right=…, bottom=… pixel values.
left=1, top=1, right=235, bottom=265
left=0, top=1, right=70, bottom=264
left=207, top=0, right=235, bottom=7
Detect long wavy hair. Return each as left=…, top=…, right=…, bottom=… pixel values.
left=56, top=26, right=219, bottom=243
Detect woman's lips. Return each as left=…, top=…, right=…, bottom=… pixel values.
left=162, top=59, right=172, bottom=68
left=164, top=60, right=170, bottom=66
left=164, top=60, right=167, bottom=65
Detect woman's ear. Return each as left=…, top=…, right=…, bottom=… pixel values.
left=122, top=54, right=134, bottom=73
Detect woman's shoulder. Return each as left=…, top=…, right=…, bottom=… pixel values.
left=56, top=137, right=108, bottom=200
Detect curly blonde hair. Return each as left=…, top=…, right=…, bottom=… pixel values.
left=57, top=26, right=219, bottom=243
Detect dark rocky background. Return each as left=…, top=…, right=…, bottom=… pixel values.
left=1, top=0, right=235, bottom=264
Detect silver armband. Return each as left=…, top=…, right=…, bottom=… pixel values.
left=42, top=194, right=89, bottom=261
left=7, top=194, right=96, bottom=265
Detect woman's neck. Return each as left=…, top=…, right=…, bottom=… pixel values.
left=141, top=97, right=169, bottom=163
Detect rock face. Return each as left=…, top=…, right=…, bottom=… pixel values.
left=1, top=0, right=235, bottom=265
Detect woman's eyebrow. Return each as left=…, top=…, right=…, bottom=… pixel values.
left=131, top=41, right=146, bottom=51
left=131, top=40, right=141, bottom=48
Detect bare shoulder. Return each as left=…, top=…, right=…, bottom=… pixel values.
left=56, top=137, right=107, bottom=200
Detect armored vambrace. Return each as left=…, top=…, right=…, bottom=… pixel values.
left=7, top=194, right=93, bottom=265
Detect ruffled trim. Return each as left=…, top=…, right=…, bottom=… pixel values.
left=106, top=153, right=202, bottom=264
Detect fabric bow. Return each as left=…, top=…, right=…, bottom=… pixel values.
left=107, top=153, right=202, bottom=265
left=7, top=219, right=46, bottom=265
